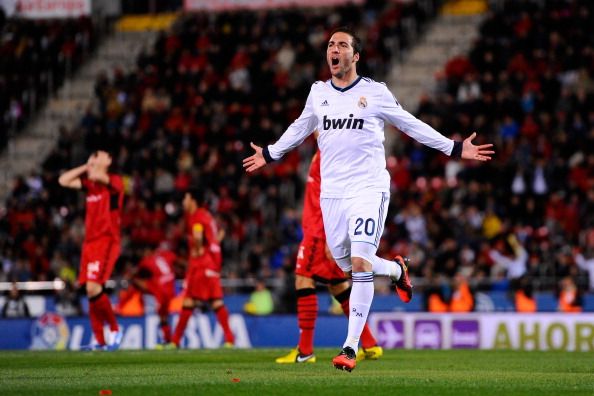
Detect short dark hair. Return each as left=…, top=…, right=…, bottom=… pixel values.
left=329, top=26, right=362, bottom=55
left=186, top=187, right=205, bottom=206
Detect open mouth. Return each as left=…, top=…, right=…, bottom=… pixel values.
left=331, top=58, right=339, bottom=66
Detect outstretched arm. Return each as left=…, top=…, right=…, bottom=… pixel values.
left=460, top=132, right=494, bottom=161
left=58, top=164, right=88, bottom=189
left=243, top=143, right=267, bottom=173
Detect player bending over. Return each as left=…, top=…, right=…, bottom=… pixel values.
left=120, top=243, right=179, bottom=345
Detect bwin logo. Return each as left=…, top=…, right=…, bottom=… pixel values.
left=323, top=114, right=364, bottom=130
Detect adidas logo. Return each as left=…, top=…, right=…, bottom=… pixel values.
left=321, top=100, right=329, bottom=106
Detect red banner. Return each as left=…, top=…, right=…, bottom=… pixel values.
left=15, top=0, right=91, bottom=19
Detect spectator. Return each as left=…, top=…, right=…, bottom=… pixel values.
left=2, top=283, right=30, bottom=318
left=243, top=280, right=274, bottom=315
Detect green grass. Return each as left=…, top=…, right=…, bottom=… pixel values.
left=0, top=349, right=593, bottom=395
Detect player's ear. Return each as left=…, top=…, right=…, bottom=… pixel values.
left=353, top=52, right=359, bottom=63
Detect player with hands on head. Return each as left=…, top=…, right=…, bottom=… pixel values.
left=244, top=26, right=493, bottom=371
left=59, top=150, right=124, bottom=351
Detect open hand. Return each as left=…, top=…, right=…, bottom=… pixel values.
left=461, top=132, right=494, bottom=161
left=243, top=142, right=267, bottom=173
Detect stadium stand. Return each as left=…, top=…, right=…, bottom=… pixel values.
left=0, top=17, right=96, bottom=150
left=2, top=0, right=594, bottom=314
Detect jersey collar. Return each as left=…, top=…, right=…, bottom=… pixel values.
left=330, top=75, right=362, bottom=92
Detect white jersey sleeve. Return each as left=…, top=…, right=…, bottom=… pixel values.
left=378, top=85, right=454, bottom=156
left=267, top=85, right=318, bottom=160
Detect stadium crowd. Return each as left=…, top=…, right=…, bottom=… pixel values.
left=1, top=0, right=594, bottom=312
left=0, top=16, right=96, bottom=150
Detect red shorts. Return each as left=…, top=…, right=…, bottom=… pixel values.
left=79, top=236, right=120, bottom=285
left=184, top=257, right=223, bottom=301
left=147, top=280, right=175, bottom=308
left=296, top=235, right=347, bottom=283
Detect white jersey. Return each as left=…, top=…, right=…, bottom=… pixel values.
left=268, top=77, right=455, bottom=198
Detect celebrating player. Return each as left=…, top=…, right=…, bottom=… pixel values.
left=120, top=244, right=178, bottom=344
left=276, top=150, right=382, bottom=364
left=244, top=26, right=494, bottom=371
left=169, top=189, right=235, bottom=348
left=59, top=150, right=124, bottom=350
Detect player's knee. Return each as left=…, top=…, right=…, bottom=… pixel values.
left=351, top=256, right=371, bottom=272
left=182, top=298, right=195, bottom=309
left=211, top=299, right=224, bottom=310
left=86, top=282, right=102, bottom=298
left=295, top=275, right=315, bottom=289
left=328, top=281, right=349, bottom=296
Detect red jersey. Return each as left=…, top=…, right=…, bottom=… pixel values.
left=186, top=208, right=222, bottom=270
left=302, top=152, right=325, bottom=239
left=138, top=250, right=177, bottom=287
left=81, top=174, right=124, bottom=241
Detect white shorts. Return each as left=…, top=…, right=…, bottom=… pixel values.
left=320, top=192, right=389, bottom=272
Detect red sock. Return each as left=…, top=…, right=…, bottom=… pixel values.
left=215, top=305, right=234, bottom=344
left=172, top=307, right=193, bottom=346
left=340, top=299, right=377, bottom=349
left=88, top=297, right=106, bottom=345
left=160, top=323, right=172, bottom=343
left=296, top=289, right=317, bottom=356
left=96, top=292, right=119, bottom=332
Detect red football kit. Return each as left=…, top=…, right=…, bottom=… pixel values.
left=296, top=152, right=346, bottom=283
left=79, top=174, right=124, bottom=285
left=184, top=208, right=224, bottom=301
left=138, top=250, right=177, bottom=310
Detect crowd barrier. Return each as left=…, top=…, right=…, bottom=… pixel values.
left=2, top=311, right=593, bottom=352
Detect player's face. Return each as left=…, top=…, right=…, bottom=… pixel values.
left=182, top=193, right=194, bottom=212
left=327, top=32, right=359, bottom=79
left=90, top=151, right=112, bottom=170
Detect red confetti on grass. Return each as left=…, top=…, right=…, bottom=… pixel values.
left=232, top=378, right=240, bottom=383
left=99, top=390, right=112, bottom=395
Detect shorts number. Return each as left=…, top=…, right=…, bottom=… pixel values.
left=354, top=218, right=375, bottom=236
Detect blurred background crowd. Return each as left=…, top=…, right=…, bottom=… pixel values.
left=1, top=0, right=594, bottom=314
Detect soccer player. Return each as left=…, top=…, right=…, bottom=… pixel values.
left=276, top=150, right=382, bottom=364
left=244, top=26, right=494, bottom=371
left=59, top=150, right=124, bottom=350
left=170, top=189, right=235, bottom=348
left=120, top=244, right=178, bottom=344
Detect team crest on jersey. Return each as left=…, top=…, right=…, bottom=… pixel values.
left=358, top=96, right=367, bottom=108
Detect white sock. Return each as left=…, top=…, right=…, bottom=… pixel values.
left=343, top=272, right=374, bottom=352
left=370, top=256, right=401, bottom=281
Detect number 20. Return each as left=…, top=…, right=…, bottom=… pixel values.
left=354, top=218, right=375, bottom=236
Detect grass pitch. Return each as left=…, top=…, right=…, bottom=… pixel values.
left=1, top=349, right=592, bottom=395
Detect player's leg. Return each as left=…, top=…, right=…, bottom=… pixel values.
left=99, top=241, right=122, bottom=349
left=171, top=297, right=195, bottom=347
left=86, top=280, right=107, bottom=348
left=276, top=273, right=317, bottom=363
left=320, top=197, right=358, bottom=371
left=155, top=289, right=173, bottom=344
left=329, top=281, right=382, bottom=360
left=211, top=298, right=234, bottom=347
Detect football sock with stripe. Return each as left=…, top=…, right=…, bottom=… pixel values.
left=88, top=292, right=106, bottom=345
left=370, top=256, right=402, bottom=280
left=95, top=292, right=119, bottom=332
left=296, top=288, right=317, bottom=355
left=335, top=287, right=378, bottom=349
left=172, top=307, right=193, bottom=346
left=344, top=272, right=374, bottom=352
left=214, top=305, right=235, bottom=344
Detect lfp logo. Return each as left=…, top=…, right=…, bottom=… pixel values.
left=30, top=313, right=70, bottom=350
